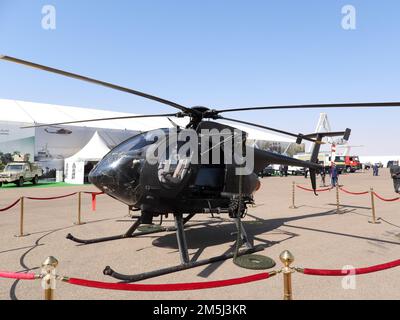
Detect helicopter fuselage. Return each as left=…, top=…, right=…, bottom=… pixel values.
left=89, top=122, right=260, bottom=217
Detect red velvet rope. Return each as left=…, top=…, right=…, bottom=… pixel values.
left=373, top=192, right=400, bottom=202
left=82, top=192, right=104, bottom=211
left=0, top=271, right=36, bottom=280
left=25, top=192, right=78, bottom=201
left=83, top=192, right=104, bottom=196
left=339, top=187, right=369, bottom=196
left=303, top=259, right=400, bottom=276
left=0, top=198, right=21, bottom=212
left=67, top=272, right=271, bottom=292
left=296, top=185, right=333, bottom=192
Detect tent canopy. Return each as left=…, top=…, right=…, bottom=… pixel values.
left=66, top=131, right=110, bottom=162
left=0, top=99, right=182, bottom=131
left=64, top=131, right=111, bottom=184
left=0, top=98, right=295, bottom=143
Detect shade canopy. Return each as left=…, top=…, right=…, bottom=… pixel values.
left=66, top=131, right=110, bottom=162
left=0, top=99, right=295, bottom=143
left=64, top=131, right=111, bottom=184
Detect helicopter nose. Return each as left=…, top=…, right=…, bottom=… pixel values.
left=88, top=153, right=142, bottom=206
left=88, top=157, right=123, bottom=192
left=88, top=165, right=113, bottom=190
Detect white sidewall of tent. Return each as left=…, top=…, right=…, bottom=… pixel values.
left=64, top=161, right=85, bottom=184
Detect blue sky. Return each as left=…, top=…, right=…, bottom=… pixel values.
left=0, top=1, right=399, bottom=155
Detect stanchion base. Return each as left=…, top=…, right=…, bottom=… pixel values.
left=14, top=234, right=30, bottom=238
left=233, top=254, right=276, bottom=270
left=74, top=222, right=86, bottom=226
left=289, top=206, right=298, bottom=209
left=368, top=220, right=381, bottom=224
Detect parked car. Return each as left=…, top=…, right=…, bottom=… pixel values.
left=288, top=166, right=305, bottom=176
left=363, top=162, right=372, bottom=170
left=0, top=161, right=43, bottom=187
left=258, top=165, right=275, bottom=177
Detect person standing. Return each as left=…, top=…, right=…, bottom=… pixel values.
left=373, top=163, right=379, bottom=176
left=279, top=165, right=284, bottom=177
left=283, top=165, right=289, bottom=177
left=320, top=168, right=327, bottom=187
left=330, top=164, right=338, bottom=187
left=391, top=166, right=400, bottom=193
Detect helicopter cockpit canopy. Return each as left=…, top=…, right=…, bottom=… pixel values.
left=89, top=129, right=170, bottom=204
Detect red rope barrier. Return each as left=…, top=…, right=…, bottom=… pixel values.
left=82, top=192, right=104, bottom=211
left=339, top=187, right=369, bottom=196
left=373, top=192, right=400, bottom=202
left=296, top=185, right=333, bottom=192
left=25, top=192, right=78, bottom=201
left=0, top=271, right=37, bottom=280
left=0, top=198, right=21, bottom=212
left=302, top=259, right=400, bottom=276
left=66, top=272, right=272, bottom=292
left=83, top=192, right=104, bottom=196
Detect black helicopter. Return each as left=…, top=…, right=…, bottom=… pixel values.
left=44, top=126, right=73, bottom=135
left=2, top=54, right=400, bottom=282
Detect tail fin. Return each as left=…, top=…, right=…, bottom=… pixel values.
left=298, top=129, right=351, bottom=195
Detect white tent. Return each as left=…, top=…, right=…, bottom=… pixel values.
left=0, top=99, right=295, bottom=142
left=64, top=131, right=110, bottom=184
left=0, top=99, right=182, bottom=131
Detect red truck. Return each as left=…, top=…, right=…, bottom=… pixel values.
left=333, top=155, right=361, bottom=173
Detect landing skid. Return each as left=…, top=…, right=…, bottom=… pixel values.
left=67, top=213, right=267, bottom=282
left=103, top=214, right=265, bottom=283
left=104, top=245, right=265, bottom=282
left=66, top=227, right=175, bottom=245
left=66, top=214, right=196, bottom=245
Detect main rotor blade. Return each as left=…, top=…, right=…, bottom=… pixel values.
left=217, top=102, right=400, bottom=114
left=21, top=113, right=179, bottom=129
left=0, top=55, right=194, bottom=114
left=219, top=116, right=318, bottom=143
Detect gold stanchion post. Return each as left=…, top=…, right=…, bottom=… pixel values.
left=369, top=188, right=380, bottom=224
left=289, top=181, right=297, bottom=209
left=74, top=192, right=84, bottom=225
left=336, top=185, right=341, bottom=214
left=280, top=250, right=295, bottom=300
left=41, top=256, right=58, bottom=300
left=15, top=197, right=28, bottom=237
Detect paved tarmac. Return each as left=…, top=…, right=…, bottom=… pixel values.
left=1, top=168, right=400, bottom=300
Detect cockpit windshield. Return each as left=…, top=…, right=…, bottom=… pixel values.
left=110, top=129, right=169, bottom=154
left=89, top=129, right=171, bottom=206
left=5, top=164, right=23, bottom=172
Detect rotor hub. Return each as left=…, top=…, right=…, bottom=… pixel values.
left=190, top=106, right=219, bottom=120
left=191, top=106, right=210, bottom=113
